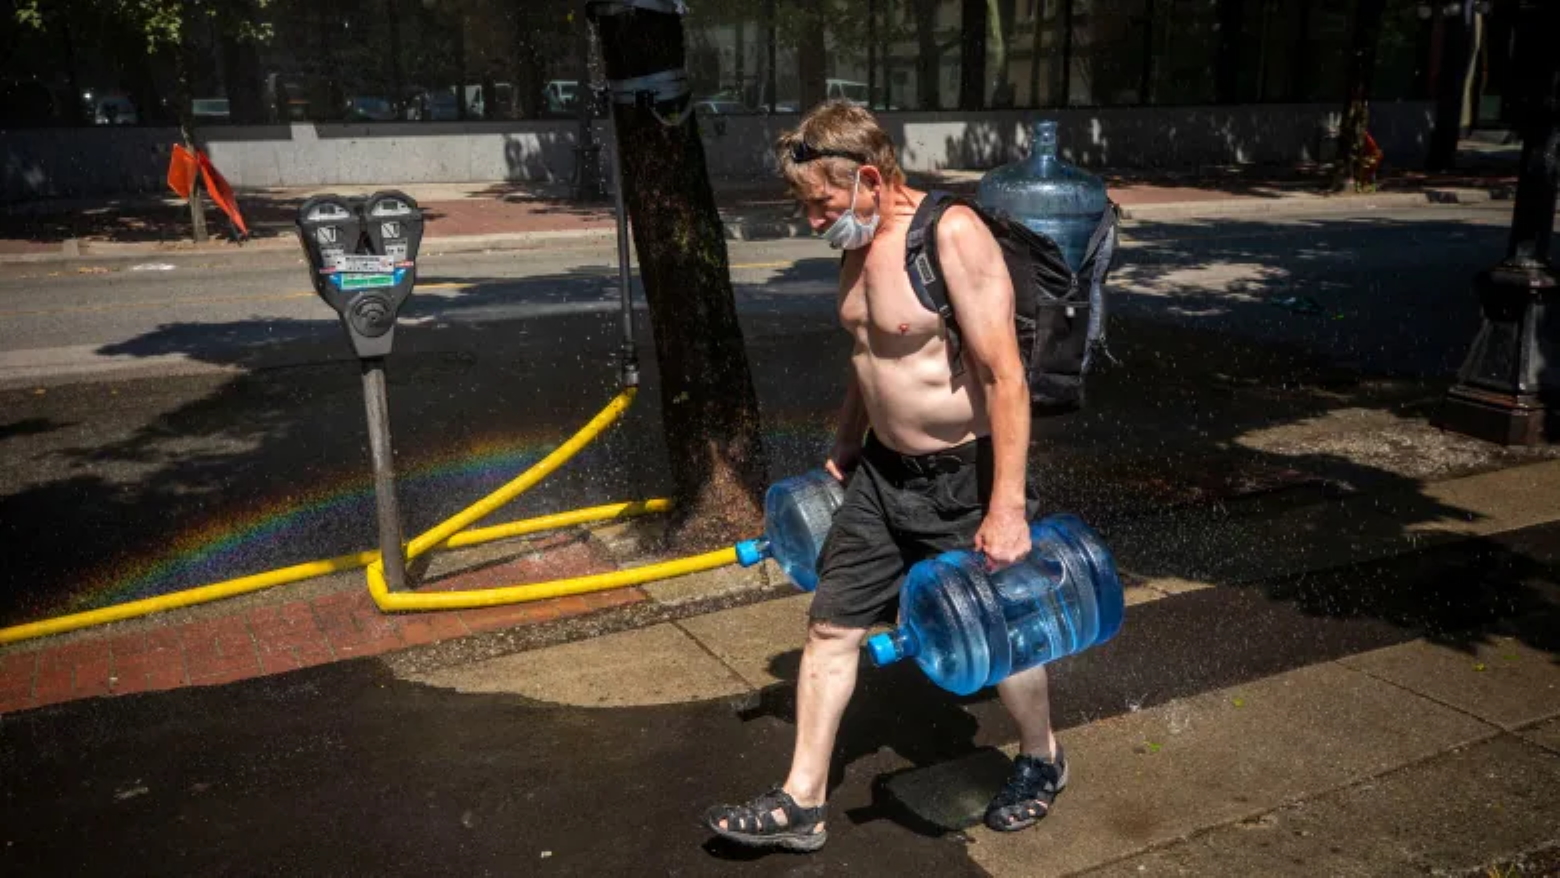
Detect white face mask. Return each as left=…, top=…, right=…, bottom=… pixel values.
left=823, top=171, right=881, bottom=251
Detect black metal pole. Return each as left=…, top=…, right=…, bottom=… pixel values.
left=1437, top=0, right=1559, bottom=446
left=606, top=88, right=638, bottom=386
left=361, top=357, right=408, bottom=590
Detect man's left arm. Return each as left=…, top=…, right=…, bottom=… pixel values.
left=935, top=206, right=1031, bottom=567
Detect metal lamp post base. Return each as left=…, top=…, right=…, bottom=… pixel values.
left=1436, top=263, right=1558, bottom=447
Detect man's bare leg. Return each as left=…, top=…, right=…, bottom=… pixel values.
left=985, top=663, right=1064, bottom=830
left=998, top=663, right=1058, bottom=758
left=715, top=620, right=867, bottom=834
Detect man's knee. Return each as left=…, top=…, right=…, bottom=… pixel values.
left=805, top=618, right=869, bottom=652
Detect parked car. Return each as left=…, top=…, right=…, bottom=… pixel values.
left=191, top=97, right=229, bottom=123
left=693, top=99, right=750, bottom=116
left=85, top=91, right=139, bottom=125
left=826, top=79, right=870, bottom=105
left=344, top=95, right=397, bottom=122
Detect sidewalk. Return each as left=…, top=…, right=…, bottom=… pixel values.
left=3, top=458, right=1556, bottom=874
left=0, top=160, right=1518, bottom=263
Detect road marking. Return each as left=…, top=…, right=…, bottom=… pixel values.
left=0, top=291, right=315, bottom=318
left=0, top=281, right=474, bottom=318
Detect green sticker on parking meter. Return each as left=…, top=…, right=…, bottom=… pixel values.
left=341, top=273, right=396, bottom=290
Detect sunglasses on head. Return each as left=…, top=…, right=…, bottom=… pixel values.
left=790, top=141, right=869, bottom=165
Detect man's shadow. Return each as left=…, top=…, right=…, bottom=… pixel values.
left=703, top=646, right=1017, bottom=860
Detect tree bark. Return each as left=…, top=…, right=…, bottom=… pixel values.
left=914, top=0, right=940, bottom=109
left=959, top=0, right=988, bottom=110
left=177, top=0, right=208, bottom=243
left=1214, top=0, right=1244, bottom=104
left=763, top=0, right=777, bottom=110
left=798, top=0, right=827, bottom=108
left=989, top=0, right=1016, bottom=108
left=1333, top=0, right=1388, bottom=191
left=1428, top=5, right=1472, bottom=171
left=589, top=6, right=768, bottom=549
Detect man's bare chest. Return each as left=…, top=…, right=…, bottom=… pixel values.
left=839, top=251, right=944, bottom=344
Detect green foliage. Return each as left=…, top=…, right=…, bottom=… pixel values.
left=13, top=0, right=275, bottom=53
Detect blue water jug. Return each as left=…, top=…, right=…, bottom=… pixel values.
left=735, top=470, right=845, bottom=591
left=865, top=514, right=1124, bottom=695
left=976, top=120, right=1108, bottom=273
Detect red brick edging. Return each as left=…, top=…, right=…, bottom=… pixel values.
left=0, top=586, right=645, bottom=715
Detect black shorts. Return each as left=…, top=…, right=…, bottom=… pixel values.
left=809, top=433, right=1041, bottom=629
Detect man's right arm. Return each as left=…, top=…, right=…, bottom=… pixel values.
left=827, top=368, right=870, bottom=482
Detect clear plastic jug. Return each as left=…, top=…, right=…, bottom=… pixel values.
left=735, top=470, right=845, bottom=592
left=977, top=120, right=1108, bottom=273
left=866, top=514, right=1124, bottom=695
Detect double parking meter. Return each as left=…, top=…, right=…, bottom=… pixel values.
left=296, top=191, right=424, bottom=592
left=297, top=191, right=424, bottom=359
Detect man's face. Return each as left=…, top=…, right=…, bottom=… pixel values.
left=794, top=164, right=877, bottom=234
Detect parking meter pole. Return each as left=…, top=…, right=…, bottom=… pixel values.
left=606, top=90, right=638, bottom=386
left=298, top=191, right=424, bottom=591
left=361, top=357, right=408, bottom=592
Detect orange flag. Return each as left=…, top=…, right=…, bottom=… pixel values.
left=166, top=144, right=198, bottom=199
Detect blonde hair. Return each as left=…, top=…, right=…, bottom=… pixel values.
left=775, top=100, right=906, bottom=196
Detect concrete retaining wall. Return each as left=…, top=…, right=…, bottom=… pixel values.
left=1, top=102, right=1434, bottom=201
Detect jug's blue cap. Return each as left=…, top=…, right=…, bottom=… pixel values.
left=865, top=632, right=900, bottom=667
left=734, top=538, right=768, bottom=568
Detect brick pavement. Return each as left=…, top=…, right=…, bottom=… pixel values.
left=0, top=536, right=646, bottom=714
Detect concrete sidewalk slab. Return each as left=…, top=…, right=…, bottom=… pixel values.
left=1406, top=461, right=1560, bottom=538
left=409, top=622, right=751, bottom=707
left=1113, top=459, right=1560, bottom=589
left=674, top=593, right=812, bottom=690
left=959, top=662, right=1497, bottom=877
left=1086, top=734, right=1560, bottom=878
left=1339, top=638, right=1560, bottom=732
left=1523, top=717, right=1560, bottom=755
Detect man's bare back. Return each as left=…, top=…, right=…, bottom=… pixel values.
left=838, top=187, right=991, bottom=456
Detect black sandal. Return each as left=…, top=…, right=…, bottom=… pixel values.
left=703, top=786, right=828, bottom=852
left=985, top=749, right=1068, bottom=833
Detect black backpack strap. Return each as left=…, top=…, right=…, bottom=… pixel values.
left=905, top=190, right=967, bottom=371
left=1082, top=205, right=1119, bottom=370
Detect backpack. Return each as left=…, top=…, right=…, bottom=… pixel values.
left=904, top=190, right=1119, bottom=414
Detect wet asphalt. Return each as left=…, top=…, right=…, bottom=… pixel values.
left=3, top=521, right=1556, bottom=876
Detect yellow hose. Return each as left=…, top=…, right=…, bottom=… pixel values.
left=369, top=547, right=738, bottom=611
left=0, top=387, right=743, bottom=644
left=0, top=550, right=378, bottom=646
left=402, top=387, right=638, bottom=560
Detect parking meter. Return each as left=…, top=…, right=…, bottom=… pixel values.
left=364, top=190, right=424, bottom=264
left=296, top=192, right=423, bottom=359
left=295, top=192, right=424, bottom=593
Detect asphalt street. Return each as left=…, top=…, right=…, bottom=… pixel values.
left=0, top=202, right=1531, bottom=627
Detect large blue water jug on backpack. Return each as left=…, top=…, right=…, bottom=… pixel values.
left=866, top=514, right=1125, bottom=695
left=977, top=120, right=1109, bottom=273
left=735, top=470, right=845, bottom=591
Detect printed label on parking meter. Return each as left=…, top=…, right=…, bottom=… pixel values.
left=341, top=273, right=397, bottom=290
left=340, top=254, right=396, bottom=273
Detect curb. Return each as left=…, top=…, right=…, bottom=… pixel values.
left=1117, top=186, right=1512, bottom=221
left=0, top=189, right=1515, bottom=265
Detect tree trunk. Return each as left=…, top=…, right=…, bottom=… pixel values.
left=959, top=0, right=988, bottom=110
left=1214, top=0, right=1244, bottom=104
left=1334, top=0, right=1389, bottom=191
left=763, top=0, right=777, bottom=111
left=798, top=0, right=827, bottom=108
left=914, top=0, right=940, bottom=109
left=1427, top=5, right=1473, bottom=171
left=867, top=0, right=877, bottom=109
left=990, top=0, right=1016, bottom=108
left=177, top=1, right=208, bottom=243
left=588, top=6, right=768, bottom=549
left=220, top=35, right=266, bottom=124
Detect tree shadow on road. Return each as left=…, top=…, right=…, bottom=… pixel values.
left=1, top=209, right=1555, bottom=687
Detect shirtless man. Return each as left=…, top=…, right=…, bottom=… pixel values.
left=704, top=101, right=1065, bottom=852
